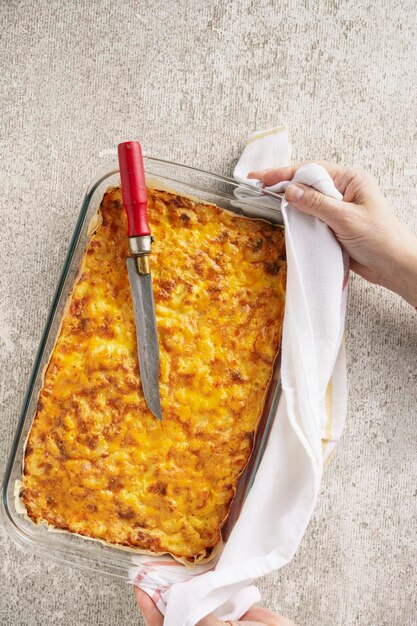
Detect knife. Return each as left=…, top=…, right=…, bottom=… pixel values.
left=117, top=141, right=163, bottom=420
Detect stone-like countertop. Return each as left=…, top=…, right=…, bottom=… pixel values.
left=1, top=1, right=416, bottom=624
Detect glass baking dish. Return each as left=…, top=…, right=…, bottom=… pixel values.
left=1, top=158, right=284, bottom=580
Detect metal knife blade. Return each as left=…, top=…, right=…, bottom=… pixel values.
left=127, top=257, right=163, bottom=420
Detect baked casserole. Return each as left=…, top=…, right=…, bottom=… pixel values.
left=21, top=187, right=286, bottom=563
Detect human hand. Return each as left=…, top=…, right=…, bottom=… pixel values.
left=134, top=588, right=296, bottom=626
left=249, top=162, right=417, bottom=307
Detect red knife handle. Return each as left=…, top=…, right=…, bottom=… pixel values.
left=117, top=141, right=150, bottom=238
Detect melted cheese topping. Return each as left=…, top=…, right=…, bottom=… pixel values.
left=22, top=187, right=286, bottom=561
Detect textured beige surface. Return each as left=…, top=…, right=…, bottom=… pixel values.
left=1, top=1, right=416, bottom=625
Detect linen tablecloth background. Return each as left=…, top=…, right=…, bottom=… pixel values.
left=1, top=1, right=416, bottom=625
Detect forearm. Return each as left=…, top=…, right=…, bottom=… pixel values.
left=381, top=233, right=417, bottom=307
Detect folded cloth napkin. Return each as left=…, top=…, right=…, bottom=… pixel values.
left=131, top=126, right=349, bottom=625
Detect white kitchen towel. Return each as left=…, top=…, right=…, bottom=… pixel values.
left=131, top=126, right=349, bottom=625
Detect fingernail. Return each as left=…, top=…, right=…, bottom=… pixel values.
left=286, top=184, right=304, bottom=202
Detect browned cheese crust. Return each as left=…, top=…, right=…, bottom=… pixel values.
left=22, top=187, right=286, bottom=562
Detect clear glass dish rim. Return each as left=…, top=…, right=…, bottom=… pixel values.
left=1, top=158, right=283, bottom=575
left=91, top=154, right=283, bottom=199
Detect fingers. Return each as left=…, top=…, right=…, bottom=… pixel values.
left=197, top=618, right=275, bottom=626
left=248, top=161, right=342, bottom=188
left=134, top=588, right=164, bottom=626
left=132, top=593, right=296, bottom=626
left=242, top=605, right=297, bottom=625
left=196, top=607, right=297, bottom=626
left=248, top=165, right=301, bottom=185
left=196, top=614, right=225, bottom=625
left=248, top=161, right=367, bottom=199
left=285, top=183, right=348, bottom=229
left=221, top=620, right=270, bottom=626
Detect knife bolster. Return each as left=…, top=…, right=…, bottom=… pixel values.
left=128, top=235, right=152, bottom=256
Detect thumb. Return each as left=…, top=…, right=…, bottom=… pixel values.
left=134, top=588, right=163, bottom=626
left=285, top=183, right=347, bottom=229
